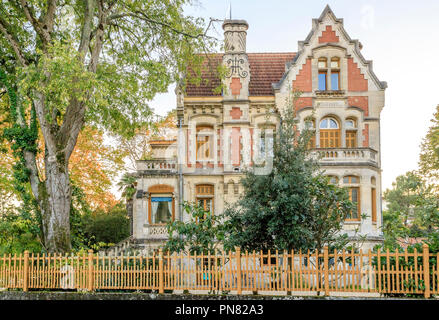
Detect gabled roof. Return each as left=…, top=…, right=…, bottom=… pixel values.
left=185, top=52, right=296, bottom=97
left=277, top=5, right=387, bottom=90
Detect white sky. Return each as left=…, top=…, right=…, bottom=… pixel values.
left=145, top=0, right=439, bottom=192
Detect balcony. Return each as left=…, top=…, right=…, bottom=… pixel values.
left=136, top=159, right=177, bottom=174
left=312, top=147, right=378, bottom=167
left=143, top=224, right=168, bottom=240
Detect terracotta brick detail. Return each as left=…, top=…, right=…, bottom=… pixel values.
left=362, top=124, right=369, bottom=147
left=348, top=96, right=369, bottom=116
left=348, top=58, right=368, bottom=91
left=217, top=129, right=222, bottom=166
left=292, top=58, right=312, bottom=92
left=230, top=107, right=243, bottom=120
left=231, top=127, right=241, bottom=166
left=295, top=97, right=313, bottom=112
left=319, top=25, right=339, bottom=43
left=186, top=129, right=191, bottom=167
left=230, top=77, right=242, bottom=95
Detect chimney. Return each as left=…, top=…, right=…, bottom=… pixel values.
left=222, top=20, right=249, bottom=53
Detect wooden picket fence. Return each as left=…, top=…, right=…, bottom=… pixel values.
left=1, top=245, right=438, bottom=298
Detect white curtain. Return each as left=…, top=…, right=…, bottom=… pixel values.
left=151, top=201, right=159, bottom=224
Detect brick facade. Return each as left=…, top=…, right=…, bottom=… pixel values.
left=348, top=58, right=368, bottom=91
left=319, top=25, right=339, bottom=43
left=292, top=58, right=312, bottom=92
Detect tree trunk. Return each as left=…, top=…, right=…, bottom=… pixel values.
left=126, top=199, right=134, bottom=236
left=39, top=156, right=72, bottom=253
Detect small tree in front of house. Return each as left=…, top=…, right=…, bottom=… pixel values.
left=222, top=91, right=354, bottom=254
left=164, top=202, right=228, bottom=255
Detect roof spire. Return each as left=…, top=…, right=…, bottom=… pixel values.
left=227, top=1, right=232, bottom=20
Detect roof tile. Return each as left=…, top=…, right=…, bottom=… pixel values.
left=185, top=52, right=296, bottom=97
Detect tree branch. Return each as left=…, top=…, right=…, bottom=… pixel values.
left=40, top=0, right=57, bottom=35
left=19, top=0, right=51, bottom=48
left=78, top=0, right=96, bottom=61
left=0, top=15, right=28, bottom=66
left=108, top=12, right=219, bottom=41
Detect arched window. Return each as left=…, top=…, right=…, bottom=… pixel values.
left=259, top=125, right=276, bottom=158
left=343, top=176, right=361, bottom=221
left=327, top=175, right=339, bottom=184
left=196, top=126, right=214, bottom=160
left=196, top=184, right=214, bottom=214
left=304, top=118, right=316, bottom=148
left=345, top=118, right=357, bottom=148
left=319, top=117, right=340, bottom=148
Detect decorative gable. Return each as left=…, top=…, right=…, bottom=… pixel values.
left=276, top=5, right=386, bottom=94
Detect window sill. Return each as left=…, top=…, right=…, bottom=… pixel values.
left=315, top=90, right=345, bottom=96
left=344, top=220, right=361, bottom=224
left=144, top=223, right=172, bottom=227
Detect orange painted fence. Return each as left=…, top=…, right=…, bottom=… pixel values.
left=1, top=245, right=438, bottom=298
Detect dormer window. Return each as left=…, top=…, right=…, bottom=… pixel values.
left=318, top=58, right=327, bottom=69
left=317, top=56, right=341, bottom=91
left=318, top=58, right=328, bottom=90
left=330, top=57, right=340, bottom=68
left=330, top=58, right=340, bottom=90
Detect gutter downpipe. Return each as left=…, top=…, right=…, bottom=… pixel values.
left=178, top=115, right=184, bottom=222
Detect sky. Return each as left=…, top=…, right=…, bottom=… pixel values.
left=146, top=0, right=439, bottom=192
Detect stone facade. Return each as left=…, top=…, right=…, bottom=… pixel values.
left=132, top=6, right=386, bottom=251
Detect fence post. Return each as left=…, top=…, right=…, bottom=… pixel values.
left=236, top=247, right=242, bottom=295
left=23, top=251, right=29, bottom=292
left=159, top=248, right=164, bottom=294
left=323, top=246, right=329, bottom=296
left=87, top=249, right=94, bottom=291
left=423, top=244, right=430, bottom=299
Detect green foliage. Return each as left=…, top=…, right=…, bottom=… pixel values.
left=0, top=208, right=42, bottom=255
left=223, top=91, right=353, bottom=253
left=164, top=202, right=227, bottom=255
left=382, top=171, right=439, bottom=248
left=419, top=105, right=439, bottom=192
left=0, top=68, right=41, bottom=235
left=372, top=236, right=439, bottom=298
left=0, top=0, right=219, bottom=252
left=117, top=173, right=137, bottom=201
left=83, top=203, right=130, bottom=249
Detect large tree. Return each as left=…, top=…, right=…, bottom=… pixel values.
left=382, top=171, right=439, bottom=248
left=419, top=105, right=439, bottom=191
left=0, top=0, right=216, bottom=252
left=222, top=92, right=353, bottom=253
